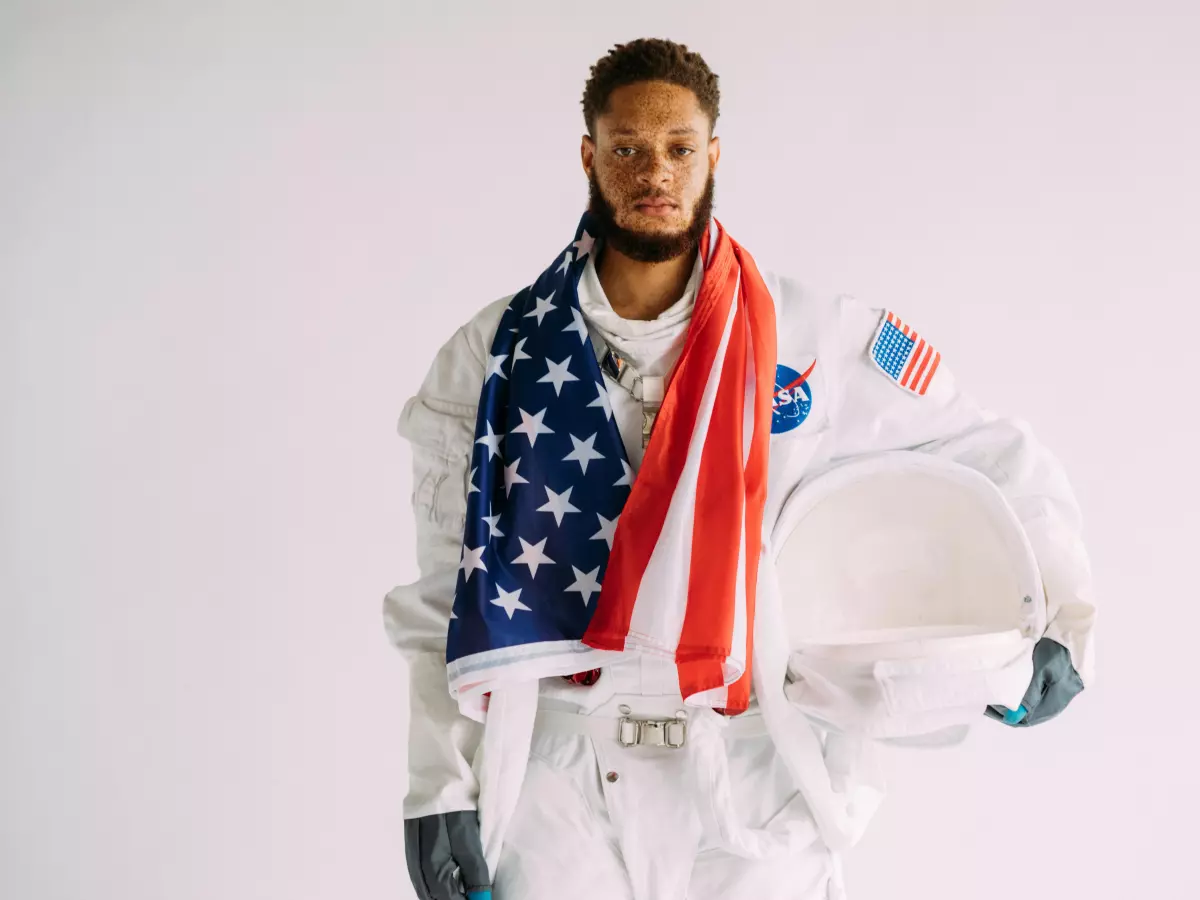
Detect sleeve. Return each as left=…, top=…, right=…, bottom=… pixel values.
left=383, top=320, right=488, bottom=819
left=824, top=295, right=1097, bottom=722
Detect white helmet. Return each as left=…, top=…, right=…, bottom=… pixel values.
left=769, top=450, right=1045, bottom=739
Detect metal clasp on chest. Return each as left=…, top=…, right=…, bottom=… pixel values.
left=599, top=345, right=663, bottom=449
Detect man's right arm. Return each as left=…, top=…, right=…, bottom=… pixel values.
left=383, top=299, right=509, bottom=819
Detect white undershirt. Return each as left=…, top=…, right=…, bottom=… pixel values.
left=576, top=241, right=704, bottom=472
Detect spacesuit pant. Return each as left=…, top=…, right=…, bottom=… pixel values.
left=491, top=689, right=841, bottom=900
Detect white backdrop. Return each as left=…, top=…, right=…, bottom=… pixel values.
left=3, top=2, right=1197, bottom=898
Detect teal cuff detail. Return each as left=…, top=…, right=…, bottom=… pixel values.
left=1003, top=704, right=1028, bottom=725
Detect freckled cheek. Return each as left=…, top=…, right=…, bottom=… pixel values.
left=601, top=166, right=639, bottom=192
left=597, top=171, right=641, bottom=212
left=673, top=170, right=704, bottom=207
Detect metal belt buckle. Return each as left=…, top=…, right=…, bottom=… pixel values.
left=616, top=709, right=687, bottom=749
left=617, top=716, right=640, bottom=747
left=641, top=719, right=688, bottom=748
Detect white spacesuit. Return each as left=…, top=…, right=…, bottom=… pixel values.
left=385, top=239, right=1096, bottom=900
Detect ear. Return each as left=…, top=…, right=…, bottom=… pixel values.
left=709, top=135, right=721, bottom=173
left=581, top=134, right=595, bottom=178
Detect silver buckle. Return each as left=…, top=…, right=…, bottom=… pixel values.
left=641, top=404, right=659, bottom=448
left=617, top=717, right=640, bottom=747
left=616, top=708, right=687, bottom=749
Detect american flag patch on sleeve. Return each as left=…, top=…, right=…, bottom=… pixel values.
left=870, top=311, right=942, bottom=395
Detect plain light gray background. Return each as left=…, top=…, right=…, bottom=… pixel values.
left=3, top=1, right=1197, bottom=898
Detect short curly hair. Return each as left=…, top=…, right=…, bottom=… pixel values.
left=581, top=38, right=720, bottom=138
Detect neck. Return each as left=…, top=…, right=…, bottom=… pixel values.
left=595, top=240, right=698, bottom=321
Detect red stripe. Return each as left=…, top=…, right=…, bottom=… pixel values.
left=909, top=344, right=934, bottom=392
left=919, top=351, right=941, bottom=394
left=900, top=337, right=925, bottom=387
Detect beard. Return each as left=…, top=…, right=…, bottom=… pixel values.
left=587, top=169, right=715, bottom=263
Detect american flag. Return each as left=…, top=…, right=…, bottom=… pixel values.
left=447, top=211, right=776, bottom=719
left=446, top=216, right=626, bottom=718
left=871, top=311, right=941, bottom=395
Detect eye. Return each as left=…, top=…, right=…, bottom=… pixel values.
left=614, top=147, right=636, bottom=158
left=675, top=147, right=695, bottom=157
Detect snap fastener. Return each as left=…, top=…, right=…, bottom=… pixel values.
left=606, top=771, right=620, bottom=783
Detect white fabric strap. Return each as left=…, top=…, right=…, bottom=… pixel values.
left=533, top=707, right=769, bottom=744
left=780, top=630, right=1034, bottom=738
left=754, top=540, right=884, bottom=853
left=684, top=707, right=825, bottom=860
left=874, top=639, right=1034, bottom=716
left=475, top=681, right=539, bottom=881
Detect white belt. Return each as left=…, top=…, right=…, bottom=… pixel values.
left=534, top=704, right=769, bottom=749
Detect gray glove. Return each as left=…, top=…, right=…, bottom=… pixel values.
left=987, top=636, right=1085, bottom=727
left=404, top=811, right=492, bottom=900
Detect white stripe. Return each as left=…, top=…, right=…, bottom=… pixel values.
left=730, top=297, right=756, bottom=677
left=448, top=641, right=622, bottom=720
left=741, top=289, right=756, bottom=467
left=626, top=270, right=742, bottom=662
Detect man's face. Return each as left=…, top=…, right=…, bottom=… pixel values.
left=583, top=81, right=719, bottom=263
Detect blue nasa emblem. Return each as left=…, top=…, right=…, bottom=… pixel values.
left=771, top=362, right=814, bottom=434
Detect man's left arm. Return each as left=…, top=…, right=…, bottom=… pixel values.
left=823, top=295, right=1096, bottom=726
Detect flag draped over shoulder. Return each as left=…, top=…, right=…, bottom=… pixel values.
left=447, top=210, right=777, bottom=719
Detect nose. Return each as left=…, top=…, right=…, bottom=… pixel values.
left=635, top=149, right=675, bottom=187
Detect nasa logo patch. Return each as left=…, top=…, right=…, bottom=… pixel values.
left=771, top=362, right=815, bottom=434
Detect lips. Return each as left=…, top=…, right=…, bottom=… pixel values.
left=635, top=199, right=678, bottom=210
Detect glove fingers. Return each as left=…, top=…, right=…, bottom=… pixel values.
left=444, top=810, right=491, bottom=895
left=404, top=815, right=465, bottom=900
left=404, top=817, right=437, bottom=900
left=1024, top=668, right=1084, bottom=727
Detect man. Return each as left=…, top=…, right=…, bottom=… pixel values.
left=385, top=38, right=1095, bottom=900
